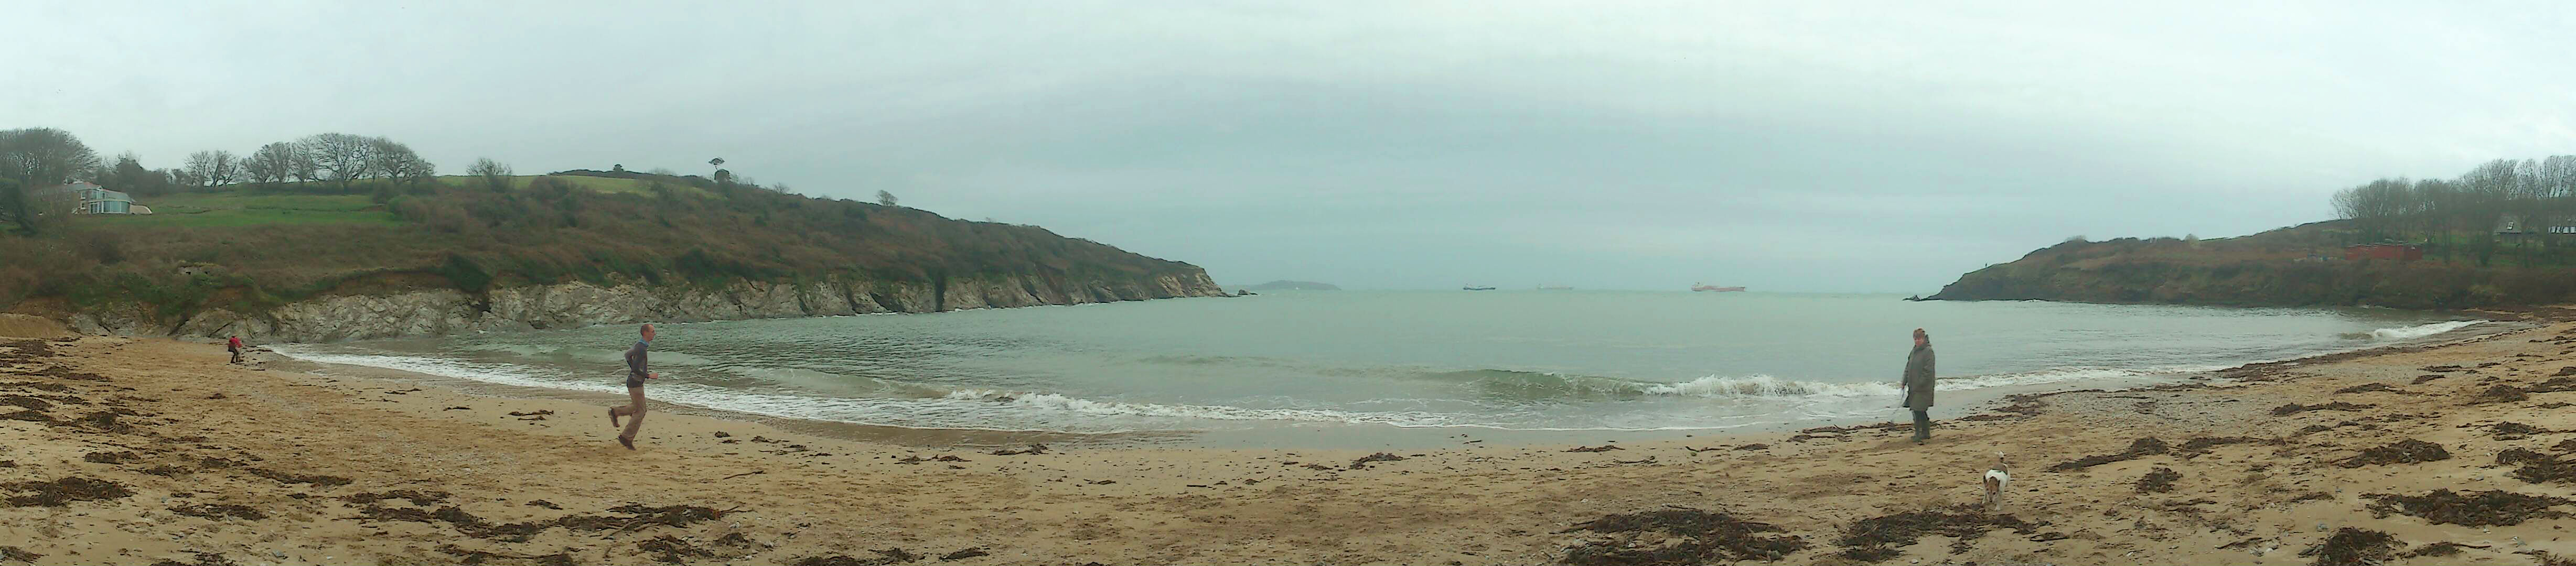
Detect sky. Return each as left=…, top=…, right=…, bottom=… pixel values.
left=7, top=2, right=2574, bottom=292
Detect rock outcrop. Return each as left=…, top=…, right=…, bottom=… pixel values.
left=70, top=270, right=1222, bottom=343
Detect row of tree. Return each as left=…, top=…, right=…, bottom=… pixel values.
left=2333, top=156, right=2576, bottom=240
left=0, top=127, right=442, bottom=234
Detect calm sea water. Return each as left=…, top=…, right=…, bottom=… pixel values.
left=273, top=291, right=2482, bottom=446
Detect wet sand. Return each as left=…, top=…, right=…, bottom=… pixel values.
left=7, top=321, right=2576, bottom=565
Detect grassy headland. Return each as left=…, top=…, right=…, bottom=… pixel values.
left=1932, top=155, right=2576, bottom=309
left=0, top=169, right=1215, bottom=332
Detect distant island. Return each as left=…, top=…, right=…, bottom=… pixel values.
left=1929, top=155, right=2576, bottom=309
left=1239, top=280, right=1341, bottom=291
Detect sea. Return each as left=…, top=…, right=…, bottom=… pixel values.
left=270, top=291, right=2494, bottom=448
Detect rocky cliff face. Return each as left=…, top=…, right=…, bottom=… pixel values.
left=69, top=270, right=1224, bottom=343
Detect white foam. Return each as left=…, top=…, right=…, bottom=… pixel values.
left=2370, top=320, right=2483, bottom=341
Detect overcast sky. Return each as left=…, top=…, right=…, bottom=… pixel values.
left=8, top=2, right=2573, bottom=291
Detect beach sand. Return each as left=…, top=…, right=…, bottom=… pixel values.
left=7, top=321, right=2576, bottom=565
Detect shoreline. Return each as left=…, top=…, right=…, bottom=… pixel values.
left=253, top=318, right=2531, bottom=451
left=8, top=319, right=2576, bottom=564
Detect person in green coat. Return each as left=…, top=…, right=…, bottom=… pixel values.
left=1902, top=328, right=1937, bottom=443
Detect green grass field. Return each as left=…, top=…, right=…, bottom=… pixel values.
left=433, top=175, right=714, bottom=198
left=76, top=192, right=399, bottom=228
left=50, top=174, right=716, bottom=230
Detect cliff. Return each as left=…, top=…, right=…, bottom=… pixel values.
left=5, top=173, right=1226, bottom=342
left=68, top=271, right=1220, bottom=343
left=1925, top=221, right=2576, bottom=309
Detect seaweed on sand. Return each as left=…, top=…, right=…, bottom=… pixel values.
left=2365, top=489, right=2574, bottom=526
left=2302, top=528, right=2398, bottom=566
left=2047, top=438, right=2169, bottom=472
left=2337, top=439, right=2450, bottom=468
left=2137, top=467, right=2181, bottom=493
left=1833, top=505, right=2035, bottom=561
left=3, top=476, right=132, bottom=506
left=1559, top=507, right=1808, bottom=565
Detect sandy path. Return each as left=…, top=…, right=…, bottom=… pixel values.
left=4, top=321, right=2576, bottom=565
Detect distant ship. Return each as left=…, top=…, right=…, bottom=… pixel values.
left=1537, top=285, right=1573, bottom=290
left=1691, top=283, right=1746, bottom=292
left=1462, top=285, right=1497, bottom=291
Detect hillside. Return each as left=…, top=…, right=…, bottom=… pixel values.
left=0, top=173, right=1222, bottom=341
left=1925, top=221, right=2576, bottom=309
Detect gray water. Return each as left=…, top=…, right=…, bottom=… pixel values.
left=273, top=291, right=2480, bottom=447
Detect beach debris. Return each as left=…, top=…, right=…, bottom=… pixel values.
left=2405, top=542, right=2485, bottom=558
left=1349, top=452, right=1407, bottom=469
left=2486, top=422, right=2551, bottom=440
left=720, top=470, right=766, bottom=480
left=82, top=450, right=140, bottom=464
left=636, top=535, right=714, bottom=563
left=2524, top=550, right=2576, bottom=566
left=2271, top=401, right=2371, bottom=416
left=2136, top=467, right=2180, bottom=493
left=990, top=444, right=1049, bottom=455
left=0, top=395, right=50, bottom=410
left=1734, top=443, right=1770, bottom=451
left=2, top=476, right=133, bottom=506
left=340, top=489, right=450, bottom=507
left=1566, top=445, right=1625, bottom=453
left=2365, top=489, right=2573, bottom=526
left=715, top=532, right=762, bottom=548
left=1559, top=507, right=1808, bottom=565
left=0, top=409, right=50, bottom=422
left=526, top=499, right=562, bottom=509
left=205, top=392, right=225, bottom=399
left=2413, top=374, right=2447, bottom=384
left=1086, top=480, right=1115, bottom=485
left=0, top=547, right=37, bottom=563
left=1833, top=505, right=2035, bottom=561
left=356, top=502, right=734, bottom=541
left=1300, top=463, right=1335, bottom=471
left=142, top=552, right=239, bottom=566
left=1613, top=456, right=1656, bottom=465
left=444, top=406, right=472, bottom=410
left=2332, top=383, right=2399, bottom=395
left=713, top=431, right=731, bottom=438
left=434, top=545, right=576, bottom=566
left=2047, top=438, right=2169, bottom=472
left=2422, top=365, right=2468, bottom=373
left=2337, top=439, right=2451, bottom=467
left=939, top=548, right=990, bottom=561
left=2473, top=386, right=2532, bottom=404
left=795, top=549, right=922, bottom=566
left=2301, top=527, right=2399, bottom=566
left=171, top=503, right=267, bottom=521
left=2177, top=436, right=2267, bottom=458
left=245, top=467, right=352, bottom=487
left=931, top=455, right=967, bottom=462
left=2558, top=366, right=2576, bottom=376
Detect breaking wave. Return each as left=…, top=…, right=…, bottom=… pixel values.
left=2365, top=320, right=2483, bottom=341
left=1421, top=367, right=2203, bottom=401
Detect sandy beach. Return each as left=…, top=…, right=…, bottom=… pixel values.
left=9, top=319, right=2576, bottom=565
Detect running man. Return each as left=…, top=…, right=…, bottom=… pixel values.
left=607, top=323, right=658, bottom=449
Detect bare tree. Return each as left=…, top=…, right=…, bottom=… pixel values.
left=243, top=142, right=300, bottom=187
left=298, top=133, right=376, bottom=190
left=467, top=158, right=513, bottom=192
left=183, top=150, right=242, bottom=188
left=876, top=190, right=898, bottom=207
left=365, top=137, right=435, bottom=184
left=0, top=127, right=102, bottom=190
left=708, top=157, right=724, bottom=170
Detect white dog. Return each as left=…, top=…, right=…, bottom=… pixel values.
left=1983, top=453, right=2011, bottom=513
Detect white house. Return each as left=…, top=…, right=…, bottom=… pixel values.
left=47, top=182, right=153, bottom=215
